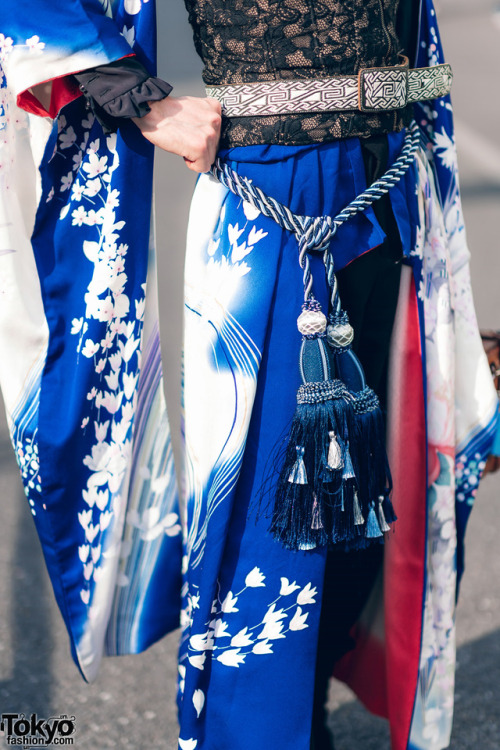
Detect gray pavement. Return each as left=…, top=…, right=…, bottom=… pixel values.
left=1, top=2, right=500, bottom=748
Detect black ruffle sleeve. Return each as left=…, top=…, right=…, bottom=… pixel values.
left=74, top=57, right=172, bottom=132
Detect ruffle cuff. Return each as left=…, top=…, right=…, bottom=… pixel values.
left=74, top=57, right=172, bottom=131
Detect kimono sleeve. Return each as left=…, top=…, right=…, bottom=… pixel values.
left=0, top=1, right=134, bottom=117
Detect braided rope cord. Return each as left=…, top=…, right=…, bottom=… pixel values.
left=211, top=120, right=422, bottom=307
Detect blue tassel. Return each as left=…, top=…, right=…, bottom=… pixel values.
left=327, top=431, right=343, bottom=469
left=288, top=446, right=308, bottom=485
left=365, top=501, right=383, bottom=539
left=311, top=495, right=323, bottom=530
left=267, top=303, right=396, bottom=552
left=377, top=495, right=391, bottom=533
left=353, top=490, right=365, bottom=526
left=342, top=442, right=356, bottom=481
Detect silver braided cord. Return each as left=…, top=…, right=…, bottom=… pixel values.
left=211, top=121, right=422, bottom=308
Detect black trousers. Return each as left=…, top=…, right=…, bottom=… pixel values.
left=312, top=135, right=403, bottom=737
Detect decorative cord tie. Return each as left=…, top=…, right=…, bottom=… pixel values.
left=212, top=122, right=422, bottom=551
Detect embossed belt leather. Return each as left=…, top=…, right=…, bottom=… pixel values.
left=206, top=58, right=453, bottom=118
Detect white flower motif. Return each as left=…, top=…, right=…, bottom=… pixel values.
left=83, top=561, right=94, bottom=580
left=123, top=372, right=138, bottom=400
left=0, top=35, right=14, bottom=58
left=247, top=226, right=268, bottom=245
left=245, top=567, right=266, bottom=588
left=221, top=591, right=239, bottom=613
left=262, top=603, right=287, bottom=625
left=72, top=152, right=83, bottom=172
left=119, top=335, right=139, bottom=362
left=84, top=208, right=105, bottom=226
left=60, top=126, right=77, bottom=150
left=78, top=545, right=90, bottom=562
left=99, top=391, right=124, bottom=415
left=188, top=653, right=206, bottom=671
left=109, top=352, right=122, bottom=371
left=124, top=0, right=142, bottom=14
left=94, top=421, right=110, bottom=443
left=60, top=172, right=73, bottom=192
left=189, top=633, right=214, bottom=651
left=252, top=639, right=273, bottom=655
left=242, top=200, right=260, bottom=220
left=230, top=627, right=254, bottom=648
left=85, top=523, right=100, bottom=543
left=178, top=739, right=197, bottom=750
left=26, top=35, right=45, bottom=52
left=433, top=127, right=457, bottom=172
left=100, top=511, right=113, bottom=531
left=80, top=589, right=90, bottom=605
left=211, top=619, right=231, bottom=638
left=100, top=332, right=115, bottom=351
left=231, top=241, right=253, bottom=263
left=121, top=25, right=136, bottom=47
left=258, top=619, right=286, bottom=641
left=81, top=339, right=99, bottom=358
left=135, top=297, right=146, bottom=321
left=71, top=317, right=83, bottom=335
left=84, top=177, right=102, bottom=197
left=83, top=152, right=109, bottom=178
left=82, top=486, right=97, bottom=508
left=297, top=583, right=317, bottom=606
left=106, top=189, right=120, bottom=209
left=72, top=206, right=87, bottom=226
left=227, top=222, right=244, bottom=246
left=279, top=577, right=301, bottom=596
left=216, top=649, right=246, bottom=668
left=192, top=689, right=205, bottom=719
left=95, top=490, right=109, bottom=511
left=104, top=369, right=119, bottom=391
left=289, top=607, right=309, bottom=631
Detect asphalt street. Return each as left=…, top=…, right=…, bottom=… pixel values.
left=1, top=2, right=499, bottom=748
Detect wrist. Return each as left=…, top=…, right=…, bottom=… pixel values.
left=133, top=98, right=168, bottom=132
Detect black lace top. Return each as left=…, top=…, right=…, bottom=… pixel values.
left=75, top=0, right=418, bottom=148
left=184, top=0, right=416, bottom=147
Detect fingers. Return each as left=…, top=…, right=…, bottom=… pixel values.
left=182, top=104, right=221, bottom=173
left=134, top=95, right=222, bottom=171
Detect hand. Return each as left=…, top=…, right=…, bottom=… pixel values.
left=133, top=95, right=222, bottom=173
left=483, top=454, right=500, bottom=475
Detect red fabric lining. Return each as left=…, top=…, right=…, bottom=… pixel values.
left=333, top=271, right=427, bottom=750
left=384, top=274, right=427, bottom=750
left=16, top=54, right=135, bottom=118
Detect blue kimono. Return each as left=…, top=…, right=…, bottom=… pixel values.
left=0, top=2, right=498, bottom=749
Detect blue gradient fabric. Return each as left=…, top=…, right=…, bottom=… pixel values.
left=0, top=0, right=181, bottom=683
left=0, top=1, right=498, bottom=749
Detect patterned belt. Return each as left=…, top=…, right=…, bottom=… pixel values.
left=206, top=59, right=453, bottom=118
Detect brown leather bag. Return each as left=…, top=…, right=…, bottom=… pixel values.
left=480, top=330, right=500, bottom=473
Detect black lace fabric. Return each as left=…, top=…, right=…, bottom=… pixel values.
left=184, top=0, right=413, bottom=147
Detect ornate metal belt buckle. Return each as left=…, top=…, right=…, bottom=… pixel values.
left=358, top=66, right=409, bottom=112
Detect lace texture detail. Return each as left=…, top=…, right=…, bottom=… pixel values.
left=184, top=0, right=410, bottom=147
